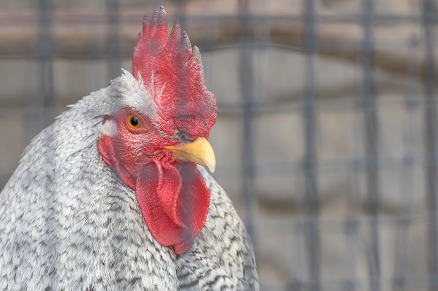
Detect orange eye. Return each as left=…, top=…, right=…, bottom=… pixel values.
left=127, top=114, right=142, bottom=130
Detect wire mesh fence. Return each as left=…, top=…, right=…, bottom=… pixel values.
left=1, top=0, right=438, bottom=290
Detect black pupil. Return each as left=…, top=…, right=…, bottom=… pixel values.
left=130, top=116, right=139, bottom=127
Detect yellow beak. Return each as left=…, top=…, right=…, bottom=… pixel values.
left=164, top=137, right=216, bottom=173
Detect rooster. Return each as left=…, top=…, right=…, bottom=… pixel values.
left=0, top=7, right=258, bottom=290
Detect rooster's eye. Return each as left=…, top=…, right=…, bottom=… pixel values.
left=127, top=114, right=141, bottom=130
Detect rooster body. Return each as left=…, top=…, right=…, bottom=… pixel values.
left=0, top=8, right=257, bottom=291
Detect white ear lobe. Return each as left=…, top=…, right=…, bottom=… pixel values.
left=100, top=120, right=117, bottom=136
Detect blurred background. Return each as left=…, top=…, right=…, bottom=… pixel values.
left=0, top=0, right=438, bottom=290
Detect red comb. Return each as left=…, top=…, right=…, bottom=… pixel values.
left=132, top=7, right=217, bottom=138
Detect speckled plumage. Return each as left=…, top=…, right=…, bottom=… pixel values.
left=0, top=71, right=258, bottom=290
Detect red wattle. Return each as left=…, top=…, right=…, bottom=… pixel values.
left=135, top=161, right=210, bottom=254
left=156, top=162, right=185, bottom=228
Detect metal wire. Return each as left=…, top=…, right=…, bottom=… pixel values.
left=301, top=1, right=320, bottom=290
left=421, top=1, right=438, bottom=291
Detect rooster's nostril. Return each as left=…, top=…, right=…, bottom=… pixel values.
left=176, top=129, right=193, bottom=143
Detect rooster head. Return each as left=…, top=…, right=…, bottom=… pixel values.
left=97, top=7, right=217, bottom=254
